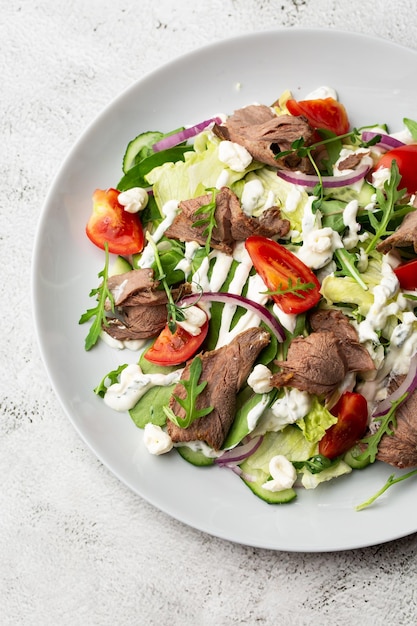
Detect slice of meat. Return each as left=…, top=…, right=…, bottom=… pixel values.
left=103, top=305, right=168, bottom=340
left=377, top=209, right=417, bottom=254
left=271, top=332, right=348, bottom=397
left=166, top=327, right=271, bottom=450
left=107, top=268, right=158, bottom=306
left=213, top=104, right=316, bottom=172
left=376, top=377, right=417, bottom=468
left=165, top=186, right=289, bottom=254
left=309, top=309, right=375, bottom=372
left=103, top=268, right=191, bottom=341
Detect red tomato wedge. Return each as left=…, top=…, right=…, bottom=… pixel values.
left=374, top=144, right=417, bottom=194
left=245, top=235, right=321, bottom=314
left=318, top=392, right=368, bottom=460
left=286, top=97, right=350, bottom=136
left=394, top=258, right=417, bottom=290
left=86, top=188, right=144, bottom=255
left=144, top=313, right=209, bottom=366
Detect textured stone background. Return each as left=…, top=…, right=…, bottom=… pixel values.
left=2, top=1, right=417, bottom=624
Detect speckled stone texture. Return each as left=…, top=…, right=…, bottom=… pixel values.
left=3, top=1, right=417, bottom=624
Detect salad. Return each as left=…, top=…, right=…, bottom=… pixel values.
left=80, top=86, right=417, bottom=510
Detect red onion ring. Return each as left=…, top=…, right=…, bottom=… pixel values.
left=178, top=291, right=286, bottom=342
left=215, top=435, right=263, bottom=465
left=373, top=352, right=417, bottom=417
left=152, top=117, right=222, bottom=152
left=362, top=130, right=405, bottom=151
left=277, top=162, right=370, bottom=188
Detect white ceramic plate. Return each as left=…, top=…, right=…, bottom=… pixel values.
left=32, top=29, right=417, bottom=551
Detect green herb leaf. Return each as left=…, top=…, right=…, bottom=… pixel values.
left=94, top=364, right=128, bottom=397
left=79, top=243, right=115, bottom=351
left=404, top=118, right=417, bottom=141
left=163, top=356, right=213, bottom=428
left=192, top=187, right=218, bottom=254
left=264, top=277, right=316, bottom=300
left=292, top=454, right=336, bottom=474
left=356, top=467, right=417, bottom=511
left=145, top=233, right=184, bottom=332
left=334, top=248, right=368, bottom=290
left=364, top=161, right=406, bottom=253
left=355, top=395, right=406, bottom=465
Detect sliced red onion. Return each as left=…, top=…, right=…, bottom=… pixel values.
left=373, top=352, right=417, bottom=417
left=277, top=162, right=370, bottom=188
left=215, top=435, right=263, bottom=465
left=152, top=117, right=222, bottom=152
left=179, top=291, right=286, bottom=342
left=362, top=130, right=405, bottom=151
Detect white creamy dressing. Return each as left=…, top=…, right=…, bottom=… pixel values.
left=217, top=140, right=253, bottom=172
left=137, top=199, right=179, bottom=268
left=118, top=187, right=149, bottom=213
left=174, top=240, right=202, bottom=278
left=297, top=196, right=343, bottom=269
left=215, top=168, right=230, bottom=189
left=143, top=423, right=173, bottom=455
left=174, top=440, right=221, bottom=458
left=104, top=363, right=183, bottom=412
left=358, top=258, right=401, bottom=343
left=247, top=364, right=273, bottom=394
left=304, top=85, right=338, bottom=100
left=261, top=455, right=297, bottom=492
left=253, top=388, right=312, bottom=435
left=246, top=394, right=272, bottom=431
left=241, top=178, right=265, bottom=215
left=176, top=305, right=207, bottom=336
left=100, top=331, right=146, bottom=352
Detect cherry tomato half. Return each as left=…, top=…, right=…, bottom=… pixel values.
left=375, top=144, right=417, bottom=194
left=144, top=313, right=209, bottom=366
left=86, top=188, right=144, bottom=255
left=245, top=235, right=321, bottom=314
left=318, top=391, right=368, bottom=460
left=286, top=97, right=350, bottom=136
left=394, top=258, right=417, bottom=290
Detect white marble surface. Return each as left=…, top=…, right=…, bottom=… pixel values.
left=3, top=1, right=417, bottom=624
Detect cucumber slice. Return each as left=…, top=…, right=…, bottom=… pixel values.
left=122, top=131, right=163, bottom=174
left=343, top=445, right=370, bottom=469
left=240, top=467, right=296, bottom=504
left=109, top=255, right=133, bottom=276
left=176, top=446, right=215, bottom=467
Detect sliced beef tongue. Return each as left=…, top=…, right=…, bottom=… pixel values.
left=103, top=267, right=190, bottom=341
left=213, top=104, right=315, bottom=172
left=165, top=186, right=289, bottom=255
left=376, top=376, right=417, bottom=468
left=271, top=332, right=349, bottom=397
left=166, top=327, right=271, bottom=450
left=107, top=268, right=159, bottom=306
left=309, top=309, right=374, bottom=373
left=271, top=310, right=374, bottom=397
left=377, top=208, right=417, bottom=254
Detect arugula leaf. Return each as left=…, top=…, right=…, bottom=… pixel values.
left=264, top=277, right=317, bottom=300
left=79, top=243, right=115, bottom=351
left=364, top=161, right=406, bottom=253
left=145, top=233, right=185, bottom=333
left=94, top=364, right=128, bottom=397
left=163, top=357, right=213, bottom=428
left=356, top=467, right=417, bottom=511
left=355, top=395, right=406, bottom=465
left=334, top=248, right=368, bottom=290
left=192, top=187, right=218, bottom=254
